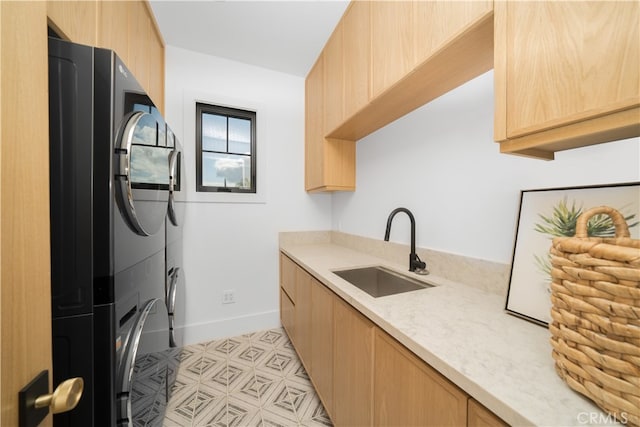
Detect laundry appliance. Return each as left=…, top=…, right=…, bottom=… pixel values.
left=166, top=127, right=186, bottom=348
left=49, top=37, right=174, bottom=427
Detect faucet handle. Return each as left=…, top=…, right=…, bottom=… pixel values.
left=410, top=253, right=428, bottom=273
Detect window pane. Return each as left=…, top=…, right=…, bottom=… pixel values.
left=202, top=113, right=227, bottom=152
left=202, top=152, right=252, bottom=189
left=228, top=117, right=251, bottom=155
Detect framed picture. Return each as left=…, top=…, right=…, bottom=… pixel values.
left=505, top=182, right=640, bottom=326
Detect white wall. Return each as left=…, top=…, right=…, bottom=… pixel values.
left=332, top=70, right=640, bottom=264
left=164, top=46, right=332, bottom=345
left=165, top=46, right=639, bottom=345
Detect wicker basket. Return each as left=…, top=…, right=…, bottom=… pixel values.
left=549, top=206, right=640, bottom=427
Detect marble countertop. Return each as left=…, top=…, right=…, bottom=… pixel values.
left=280, top=240, right=616, bottom=427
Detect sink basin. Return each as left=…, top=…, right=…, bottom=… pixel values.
left=333, top=266, right=434, bottom=298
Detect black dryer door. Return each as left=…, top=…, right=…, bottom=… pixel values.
left=115, top=111, right=171, bottom=236
left=166, top=128, right=184, bottom=227
left=117, top=298, right=170, bottom=427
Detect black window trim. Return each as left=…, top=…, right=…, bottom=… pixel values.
left=195, top=102, right=257, bottom=193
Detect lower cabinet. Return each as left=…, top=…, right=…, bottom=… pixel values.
left=468, top=398, right=509, bottom=427
left=374, top=328, right=468, bottom=426
left=279, top=253, right=509, bottom=427
left=333, top=297, right=375, bottom=426
left=294, top=266, right=312, bottom=364
left=310, top=278, right=334, bottom=416
left=279, top=288, right=295, bottom=342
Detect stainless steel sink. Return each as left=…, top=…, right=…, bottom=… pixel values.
left=333, top=266, right=434, bottom=298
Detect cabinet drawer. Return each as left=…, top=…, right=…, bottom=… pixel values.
left=280, top=254, right=296, bottom=302
left=280, top=288, right=295, bottom=341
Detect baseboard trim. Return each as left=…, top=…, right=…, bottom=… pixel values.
left=178, top=310, right=281, bottom=346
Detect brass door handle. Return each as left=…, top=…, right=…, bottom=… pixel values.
left=34, top=377, right=84, bottom=414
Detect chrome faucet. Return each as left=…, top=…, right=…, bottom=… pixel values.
left=384, top=207, right=427, bottom=273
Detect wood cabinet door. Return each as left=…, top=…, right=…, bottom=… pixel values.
left=468, top=399, right=508, bottom=427
left=333, top=298, right=374, bottom=426
left=370, top=1, right=415, bottom=98
left=310, top=279, right=334, bottom=416
left=97, top=0, right=129, bottom=64
left=414, top=0, right=492, bottom=64
left=294, top=267, right=312, bottom=365
left=324, top=21, right=344, bottom=134
left=280, top=254, right=297, bottom=302
left=47, top=0, right=97, bottom=46
left=1, top=2, right=54, bottom=425
left=148, top=24, right=165, bottom=113
left=499, top=1, right=639, bottom=139
left=342, top=1, right=370, bottom=121
left=280, top=288, right=295, bottom=342
left=305, top=55, right=325, bottom=191
left=128, top=0, right=151, bottom=94
left=374, top=329, right=468, bottom=426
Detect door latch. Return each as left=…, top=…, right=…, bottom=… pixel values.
left=19, top=371, right=83, bottom=427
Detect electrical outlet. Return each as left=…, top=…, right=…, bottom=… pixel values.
left=222, top=290, right=235, bottom=304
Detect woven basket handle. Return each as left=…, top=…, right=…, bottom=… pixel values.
left=575, top=206, right=631, bottom=238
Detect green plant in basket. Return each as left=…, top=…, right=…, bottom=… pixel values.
left=535, top=198, right=638, bottom=238
left=533, top=198, right=638, bottom=289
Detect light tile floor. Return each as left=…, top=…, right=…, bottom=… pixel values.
left=162, top=328, right=332, bottom=427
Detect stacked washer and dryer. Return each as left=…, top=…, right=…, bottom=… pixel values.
left=48, top=37, right=185, bottom=427
left=166, top=129, right=186, bottom=349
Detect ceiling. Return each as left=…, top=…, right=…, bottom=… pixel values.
left=149, top=0, right=350, bottom=77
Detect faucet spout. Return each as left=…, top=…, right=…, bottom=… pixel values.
left=384, top=207, right=427, bottom=273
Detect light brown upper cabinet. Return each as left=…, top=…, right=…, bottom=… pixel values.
left=149, top=17, right=165, bottom=113
left=98, top=1, right=130, bottom=63
left=96, top=0, right=165, bottom=113
left=305, top=54, right=356, bottom=192
left=324, top=21, right=344, bottom=135
left=370, top=1, right=415, bottom=99
left=128, top=1, right=151, bottom=100
left=494, top=1, right=640, bottom=159
left=308, top=1, right=493, bottom=192
left=343, top=1, right=370, bottom=122
left=47, top=1, right=97, bottom=46
left=50, top=0, right=166, bottom=113
left=305, top=55, right=325, bottom=191
left=340, top=0, right=493, bottom=142
left=414, top=0, right=493, bottom=63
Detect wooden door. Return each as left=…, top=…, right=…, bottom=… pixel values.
left=374, top=329, right=468, bottom=426
left=370, top=1, right=414, bottom=98
left=468, top=399, right=509, bottom=427
left=294, top=267, right=312, bottom=365
left=1, top=2, right=54, bottom=426
left=323, top=20, right=344, bottom=134
left=310, top=279, right=334, bottom=416
left=414, top=0, right=492, bottom=64
left=305, top=54, right=325, bottom=191
left=98, top=0, right=130, bottom=64
left=333, top=297, right=374, bottom=426
left=500, top=1, right=639, bottom=138
left=342, top=0, right=370, bottom=121
left=46, top=0, right=97, bottom=46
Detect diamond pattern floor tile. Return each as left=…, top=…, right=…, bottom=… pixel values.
left=163, top=327, right=333, bottom=427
